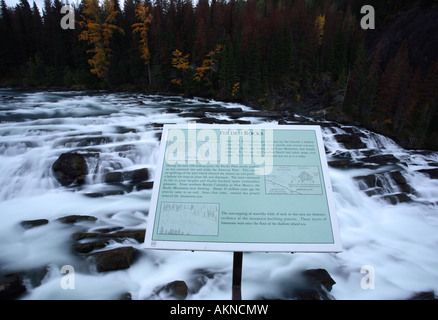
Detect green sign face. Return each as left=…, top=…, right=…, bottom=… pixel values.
left=144, top=124, right=342, bottom=252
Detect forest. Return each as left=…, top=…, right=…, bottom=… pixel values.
left=0, top=0, right=437, bottom=150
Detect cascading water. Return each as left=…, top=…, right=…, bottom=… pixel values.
left=0, top=88, right=437, bottom=300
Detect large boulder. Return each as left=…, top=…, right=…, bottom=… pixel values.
left=52, top=152, right=88, bottom=186
left=296, top=269, right=336, bottom=300
left=153, top=280, right=188, bottom=300
left=89, top=246, right=135, bottom=272
left=0, top=274, right=27, bottom=300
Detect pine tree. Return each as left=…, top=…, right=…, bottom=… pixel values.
left=0, top=0, right=15, bottom=75
left=376, top=41, right=411, bottom=132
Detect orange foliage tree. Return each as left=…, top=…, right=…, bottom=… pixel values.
left=132, top=0, right=153, bottom=85
left=78, top=0, right=123, bottom=83
left=194, top=44, right=223, bottom=85
left=171, top=49, right=191, bottom=87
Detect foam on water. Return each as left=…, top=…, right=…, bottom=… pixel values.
left=0, top=89, right=437, bottom=300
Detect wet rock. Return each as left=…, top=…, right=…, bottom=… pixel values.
left=178, top=112, right=206, bottom=119
left=107, top=168, right=150, bottom=184
left=334, top=134, right=367, bottom=149
left=363, top=154, right=400, bottom=165
left=73, top=240, right=109, bottom=254
left=296, top=269, right=336, bottom=300
left=408, top=291, right=437, bottom=300
left=89, top=246, right=135, bottom=272
left=355, top=174, right=383, bottom=190
left=166, top=108, right=182, bottom=114
left=52, top=152, right=88, bottom=186
left=108, top=229, right=146, bottom=243
left=20, top=219, right=49, bottom=229
left=131, top=168, right=149, bottom=183
left=114, top=126, right=137, bottom=134
left=153, top=280, right=188, bottom=300
left=382, top=193, right=413, bottom=205
left=72, top=228, right=145, bottom=243
left=228, top=110, right=283, bottom=120
left=84, top=189, right=125, bottom=198
left=135, top=181, right=154, bottom=190
left=389, top=171, right=407, bottom=185
left=104, top=171, right=123, bottom=184
left=328, top=158, right=353, bottom=168
left=57, top=215, right=97, bottom=224
left=233, top=119, right=252, bottom=124
left=195, top=117, right=233, bottom=124
left=0, top=274, right=27, bottom=300
left=417, top=168, right=438, bottom=179
left=72, top=232, right=99, bottom=241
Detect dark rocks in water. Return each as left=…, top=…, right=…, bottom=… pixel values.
left=20, top=219, right=49, bottom=229
left=135, top=181, right=154, bottom=190
left=57, top=215, right=98, bottom=224
left=153, top=280, right=188, bottom=300
left=89, top=246, right=135, bottom=272
left=408, top=291, right=438, bottom=300
left=328, top=158, right=353, bottom=168
left=227, top=110, right=283, bottom=120
left=104, top=167, right=150, bottom=184
left=72, top=227, right=145, bottom=261
left=166, top=108, right=182, bottom=114
left=109, top=229, right=146, bottom=243
left=195, top=117, right=234, bottom=124
left=104, top=171, right=123, bottom=184
left=52, top=152, right=88, bottom=186
left=382, top=193, right=413, bottom=205
left=0, top=274, right=27, bottom=300
left=334, top=134, right=367, bottom=150
left=73, top=240, right=109, bottom=254
left=131, top=168, right=149, bottom=182
left=296, top=269, right=336, bottom=300
left=102, top=168, right=152, bottom=194
left=72, top=228, right=145, bottom=244
left=355, top=171, right=416, bottom=204
left=417, top=168, right=438, bottom=180
left=178, top=112, right=206, bottom=119
left=84, top=189, right=126, bottom=198
left=362, top=154, right=400, bottom=165
left=389, top=171, right=408, bottom=186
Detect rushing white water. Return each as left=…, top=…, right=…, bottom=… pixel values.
left=0, top=88, right=437, bottom=300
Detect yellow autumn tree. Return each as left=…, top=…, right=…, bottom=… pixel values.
left=171, top=49, right=191, bottom=86
left=315, top=14, right=326, bottom=46
left=132, top=0, right=153, bottom=85
left=78, top=0, right=123, bottom=82
left=194, top=44, right=223, bottom=84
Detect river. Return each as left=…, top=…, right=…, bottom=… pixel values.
left=0, top=88, right=437, bottom=300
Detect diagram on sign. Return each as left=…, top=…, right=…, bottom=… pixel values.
left=264, top=166, right=322, bottom=195
left=158, top=202, right=220, bottom=236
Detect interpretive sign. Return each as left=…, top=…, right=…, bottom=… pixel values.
left=144, top=124, right=342, bottom=252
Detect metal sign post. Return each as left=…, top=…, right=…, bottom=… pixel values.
left=232, top=252, right=243, bottom=300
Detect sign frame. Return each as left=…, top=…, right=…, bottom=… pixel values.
left=144, top=124, right=342, bottom=253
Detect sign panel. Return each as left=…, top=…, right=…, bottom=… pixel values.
left=144, top=124, right=342, bottom=252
